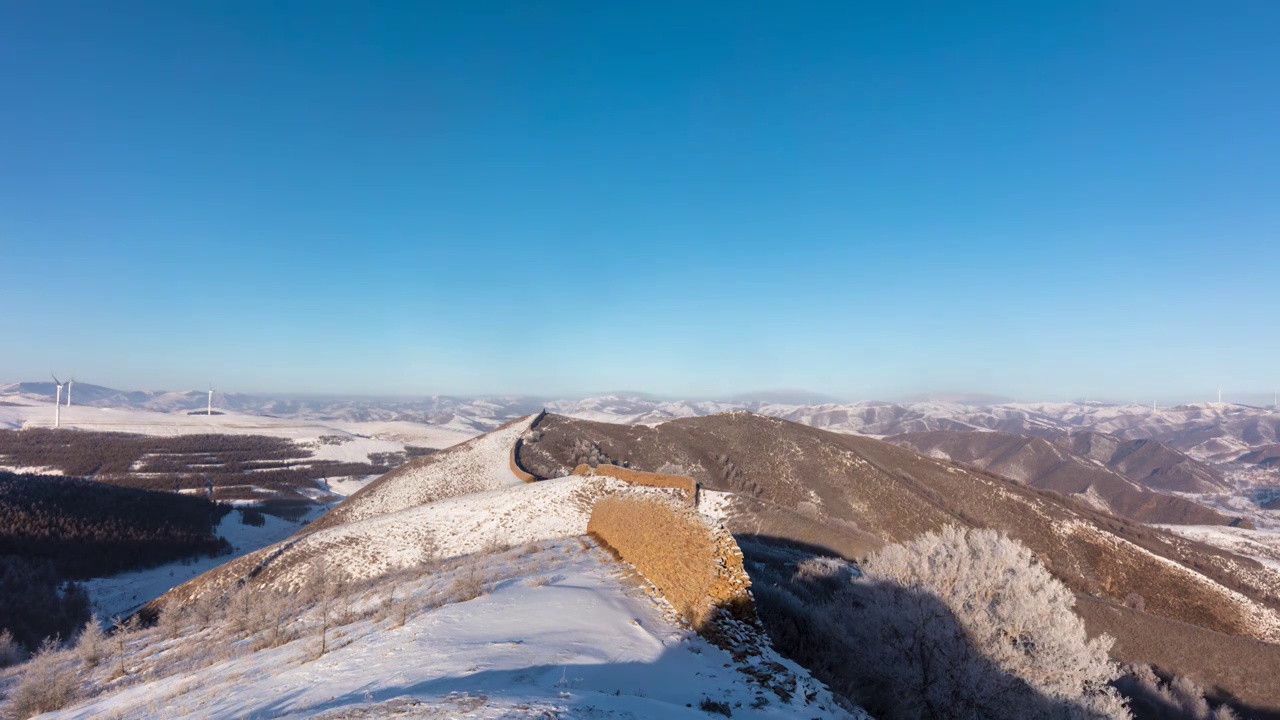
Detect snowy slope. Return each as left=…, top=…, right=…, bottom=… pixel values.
left=1153, top=524, right=1280, bottom=573
left=40, top=540, right=862, bottom=720
left=256, top=475, right=646, bottom=587
left=319, top=415, right=536, bottom=527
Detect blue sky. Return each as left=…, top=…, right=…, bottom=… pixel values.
left=1, top=2, right=1277, bottom=400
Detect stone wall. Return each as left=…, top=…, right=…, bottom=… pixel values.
left=587, top=492, right=752, bottom=630
left=572, top=464, right=697, bottom=504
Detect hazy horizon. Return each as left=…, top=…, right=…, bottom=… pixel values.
left=5, top=377, right=1278, bottom=409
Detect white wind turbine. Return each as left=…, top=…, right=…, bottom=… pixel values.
left=51, top=374, right=64, bottom=428
left=207, top=384, right=214, bottom=416
left=66, top=377, right=75, bottom=407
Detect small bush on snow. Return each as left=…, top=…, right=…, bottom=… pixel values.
left=7, top=638, right=79, bottom=718
left=76, top=615, right=106, bottom=668
left=0, top=629, right=24, bottom=668
left=699, top=697, right=733, bottom=717
left=443, top=563, right=491, bottom=604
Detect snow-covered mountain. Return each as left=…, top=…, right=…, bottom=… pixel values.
left=3, top=412, right=863, bottom=719
left=6, top=382, right=1280, bottom=464
left=34, top=537, right=859, bottom=719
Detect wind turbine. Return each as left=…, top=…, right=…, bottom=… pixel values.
left=66, top=377, right=74, bottom=407
left=207, top=385, right=214, bottom=416
left=51, top=374, right=63, bottom=428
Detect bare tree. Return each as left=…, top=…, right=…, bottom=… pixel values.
left=303, top=560, right=338, bottom=659
left=110, top=615, right=137, bottom=678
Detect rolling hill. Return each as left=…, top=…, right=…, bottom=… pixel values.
left=517, top=412, right=1280, bottom=712
left=887, top=430, right=1240, bottom=525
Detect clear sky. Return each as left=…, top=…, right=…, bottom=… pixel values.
left=1, top=2, right=1277, bottom=400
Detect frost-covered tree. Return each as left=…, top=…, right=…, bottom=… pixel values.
left=75, top=614, right=106, bottom=668
left=1117, top=664, right=1239, bottom=720
left=0, top=628, right=24, bottom=667
left=843, top=526, right=1129, bottom=720
left=8, top=637, right=78, bottom=718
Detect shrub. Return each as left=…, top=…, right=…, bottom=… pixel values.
left=1116, top=664, right=1239, bottom=720
left=699, top=697, right=732, bottom=717
left=444, top=563, right=490, bottom=604
left=75, top=615, right=106, bottom=667
left=0, top=628, right=24, bottom=667
left=7, top=638, right=79, bottom=718
left=842, top=526, right=1129, bottom=720
left=420, top=529, right=441, bottom=566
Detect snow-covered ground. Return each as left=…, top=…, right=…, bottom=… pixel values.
left=0, top=401, right=482, bottom=621
left=267, top=475, right=657, bottom=586
left=0, top=402, right=476, bottom=462
left=40, top=540, right=862, bottom=720
left=83, top=506, right=325, bottom=622
left=328, top=416, right=534, bottom=525
left=1153, top=523, right=1280, bottom=573
left=1172, top=486, right=1280, bottom=532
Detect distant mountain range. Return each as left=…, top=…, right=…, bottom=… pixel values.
left=5, top=381, right=1280, bottom=465
left=888, top=429, right=1236, bottom=525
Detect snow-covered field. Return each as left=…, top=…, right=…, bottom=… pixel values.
left=1172, top=487, right=1280, bottom=532
left=0, top=402, right=477, bottom=463
left=0, top=400, right=482, bottom=624
left=38, top=540, right=860, bottom=720
left=1153, top=523, right=1280, bottom=573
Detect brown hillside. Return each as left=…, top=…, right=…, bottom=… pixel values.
left=1077, top=595, right=1280, bottom=717
left=1054, top=431, right=1230, bottom=493
left=1237, top=444, right=1280, bottom=469
left=520, top=412, right=1280, bottom=712
left=519, top=413, right=1280, bottom=640
left=888, top=430, right=1241, bottom=526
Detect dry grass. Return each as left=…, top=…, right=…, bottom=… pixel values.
left=5, top=639, right=79, bottom=719
left=0, top=543, right=532, bottom=719
left=1077, top=595, right=1280, bottom=715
